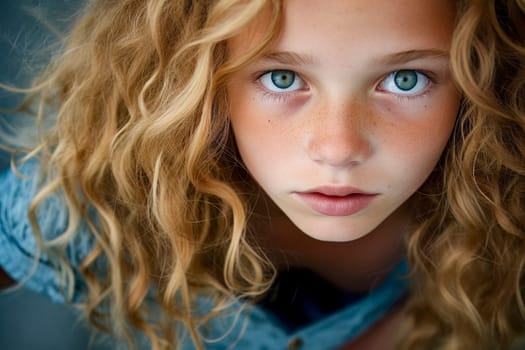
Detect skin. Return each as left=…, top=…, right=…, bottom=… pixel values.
left=227, top=0, right=459, bottom=347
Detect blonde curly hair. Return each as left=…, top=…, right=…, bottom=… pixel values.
left=404, top=0, right=525, bottom=349
left=14, top=0, right=282, bottom=348
left=4, top=0, right=525, bottom=349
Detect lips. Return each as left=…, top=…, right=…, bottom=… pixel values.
left=294, top=187, right=377, bottom=216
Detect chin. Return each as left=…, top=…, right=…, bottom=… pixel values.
left=292, top=217, right=375, bottom=243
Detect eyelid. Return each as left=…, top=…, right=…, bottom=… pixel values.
left=256, top=70, right=308, bottom=93
left=377, top=70, right=434, bottom=97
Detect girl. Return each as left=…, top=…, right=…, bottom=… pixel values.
left=1, top=0, right=525, bottom=349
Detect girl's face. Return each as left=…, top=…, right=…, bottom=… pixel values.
left=227, top=0, right=459, bottom=242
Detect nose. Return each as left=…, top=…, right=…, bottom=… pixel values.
left=306, top=98, right=372, bottom=168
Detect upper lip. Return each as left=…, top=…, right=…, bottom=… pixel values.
left=300, top=186, right=374, bottom=197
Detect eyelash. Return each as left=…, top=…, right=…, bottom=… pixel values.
left=254, top=70, right=307, bottom=103
left=254, top=69, right=437, bottom=103
left=377, top=70, right=436, bottom=102
left=259, top=89, right=296, bottom=104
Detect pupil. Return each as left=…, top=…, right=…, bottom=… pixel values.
left=394, top=70, right=418, bottom=91
left=271, top=70, right=295, bottom=89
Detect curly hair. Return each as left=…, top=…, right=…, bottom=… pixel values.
left=5, top=0, right=525, bottom=349
left=12, top=0, right=282, bottom=348
left=404, top=0, right=525, bottom=349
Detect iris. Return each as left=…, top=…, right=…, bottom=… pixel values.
left=271, top=70, right=296, bottom=89
left=394, top=70, right=418, bottom=91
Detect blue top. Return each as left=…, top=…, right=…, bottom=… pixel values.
left=0, top=160, right=408, bottom=349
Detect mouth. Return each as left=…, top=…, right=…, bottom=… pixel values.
left=295, top=187, right=378, bottom=216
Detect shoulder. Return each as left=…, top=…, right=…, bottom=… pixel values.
left=0, top=159, right=93, bottom=302
left=0, top=159, right=66, bottom=242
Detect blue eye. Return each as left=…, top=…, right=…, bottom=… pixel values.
left=259, top=70, right=306, bottom=92
left=380, top=70, right=430, bottom=95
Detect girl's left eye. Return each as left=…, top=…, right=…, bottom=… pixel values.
left=379, top=70, right=430, bottom=96
left=259, top=70, right=306, bottom=92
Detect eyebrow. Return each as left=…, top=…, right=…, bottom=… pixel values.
left=372, top=49, right=449, bottom=65
left=259, top=49, right=448, bottom=66
left=260, top=51, right=317, bottom=65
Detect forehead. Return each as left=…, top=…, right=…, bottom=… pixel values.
left=229, top=0, right=457, bottom=60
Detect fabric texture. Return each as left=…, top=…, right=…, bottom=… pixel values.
left=0, top=160, right=92, bottom=302
left=0, top=160, right=408, bottom=349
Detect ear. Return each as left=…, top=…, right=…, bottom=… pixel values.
left=508, top=0, right=525, bottom=40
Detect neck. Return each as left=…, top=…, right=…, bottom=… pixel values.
left=251, top=197, right=410, bottom=292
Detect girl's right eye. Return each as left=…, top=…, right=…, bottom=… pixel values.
left=259, top=70, right=306, bottom=92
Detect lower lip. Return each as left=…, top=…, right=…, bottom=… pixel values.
left=295, top=192, right=377, bottom=216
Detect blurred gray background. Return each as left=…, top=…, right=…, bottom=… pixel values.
left=0, top=1, right=113, bottom=349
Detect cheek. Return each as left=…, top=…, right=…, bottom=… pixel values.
left=387, top=98, right=458, bottom=186
left=228, top=85, right=277, bottom=174
left=403, top=87, right=458, bottom=149
left=228, top=79, right=297, bottom=158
